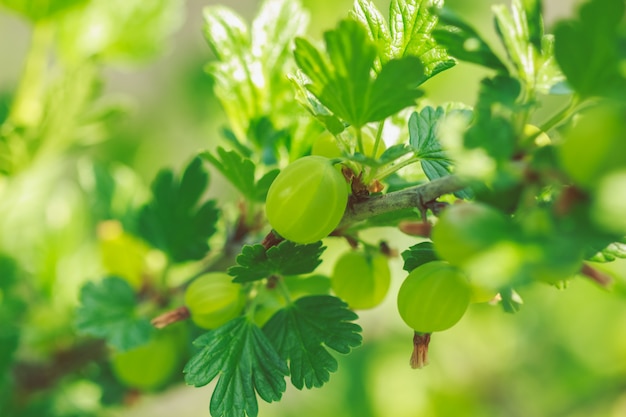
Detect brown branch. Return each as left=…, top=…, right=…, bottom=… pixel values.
left=580, top=263, right=613, bottom=288
left=338, top=175, right=467, bottom=227
left=151, top=306, right=191, bottom=329
left=13, top=339, right=108, bottom=395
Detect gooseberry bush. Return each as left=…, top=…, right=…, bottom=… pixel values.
left=1, top=0, right=626, bottom=416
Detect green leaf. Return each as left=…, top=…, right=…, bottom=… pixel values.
left=349, top=0, right=392, bottom=70
left=294, top=19, right=424, bottom=128
left=203, top=0, right=309, bottom=139
left=388, top=0, right=456, bottom=78
left=493, top=0, right=537, bottom=83
left=137, top=157, right=219, bottom=263
left=409, top=106, right=449, bottom=174
left=0, top=0, right=86, bottom=21
left=378, top=143, right=414, bottom=165
left=75, top=277, right=154, bottom=351
left=0, top=254, right=18, bottom=292
left=0, top=319, right=19, bottom=377
left=255, top=169, right=280, bottom=202
left=251, top=0, right=310, bottom=72
left=433, top=8, right=508, bottom=72
left=402, top=241, right=439, bottom=272
left=0, top=255, right=22, bottom=375
left=350, top=0, right=455, bottom=80
left=58, top=0, right=184, bottom=63
left=522, top=0, right=544, bottom=51
left=553, top=0, right=626, bottom=99
left=229, top=241, right=326, bottom=283
left=500, top=287, right=523, bottom=313
left=201, top=147, right=257, bottom=200
left=367, top=57, right=425, bottom=121
left=409, top=106, right=472, bottom=198
left=535, top=34, right=568, bottom=95
left=289, top=72, right=346, bottom=135
left=293, top=20, right=376, bottom=128
left=464, top=76, right=519, bottom=161
left=203, top=6, right=249, bottom=61
left=184, top=317, right=288, bottom=417
left=588, top=239, right=626, bottom=262
left=263, top=295, right=362, bottom=389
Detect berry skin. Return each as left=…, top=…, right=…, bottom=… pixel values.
left=184, top=272, right=245, bottom=329
left=331, top=251, right=391, bottom=309
left=111, top=331, right=180, bottom=390
left=397, top=261, right=471, bottom=333
left=265, top=156, right=348, bottom=244
left=431, top=202, right=513, bottom=266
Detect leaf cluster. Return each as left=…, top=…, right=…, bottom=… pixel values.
left=137, top=157, right=219, bottom=263
left=184, top=296, right=362, bottom=417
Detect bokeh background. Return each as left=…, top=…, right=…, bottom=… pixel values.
left=1, top=1, right=625, bottom=417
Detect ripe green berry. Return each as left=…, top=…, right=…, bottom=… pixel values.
left=111, top=331, right=180, bottom=390
left=431, top=203, right=513, bottom=266
left=397, top=261, right=471, bottom=333
left=559, top=104, right=626, bottom=189
left=331, top=251, right=391, bottom=309
left=265, top=156, right=348, bottom=244
left=184, top=272, right=245, bottom=329
left=311, top=132, right=343, bottom=158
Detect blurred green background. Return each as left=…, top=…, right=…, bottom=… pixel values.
left=1, top=1, right=625, bottom=417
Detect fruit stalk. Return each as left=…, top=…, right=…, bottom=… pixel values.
left=410, top=332, right=431, bottom=369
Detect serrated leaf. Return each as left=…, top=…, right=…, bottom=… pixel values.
left=294, top=19, right=424, bottom=128
left=203, top=0, right=309, bottom=139
left=263, top=295, right=362, bottom=390
left=349, top=0, right=392, bottom=70
left=464, top=76, right=519, bottom=161
left=137, top=157, right=219, bottom=263
left=588, top=240, right=626, bottom=262
left=351, top=0, right=455, bottom=81
left=251, top=0, right=309, bottom=72
left=288, top=71, right=346, bottom=135
left=388, top=0, right=456, bottom=78
left=75, top=277, right=154, bottom=351
left=379, top=143, right=414, bottom=164
left=553, top=0, right=626, bottom=100
left=229, top=241, right=326, bottom=283
left=184, top=317, right=288, bottom=417
left=255, top=169, right=280, bottom=202
left=409, top=106, right=472, bottom=199
left=402, top=241, right=439, bottom=271
left=201, top=147, right=257, bottom=200
left=433, top=8, right=508, bottom=72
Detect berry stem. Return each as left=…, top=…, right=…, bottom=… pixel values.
left=580, top=263, right=613, bottom=288
left=151, top=306, right=191, bottom=329
left=410, top=332, right=431, bottom=369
